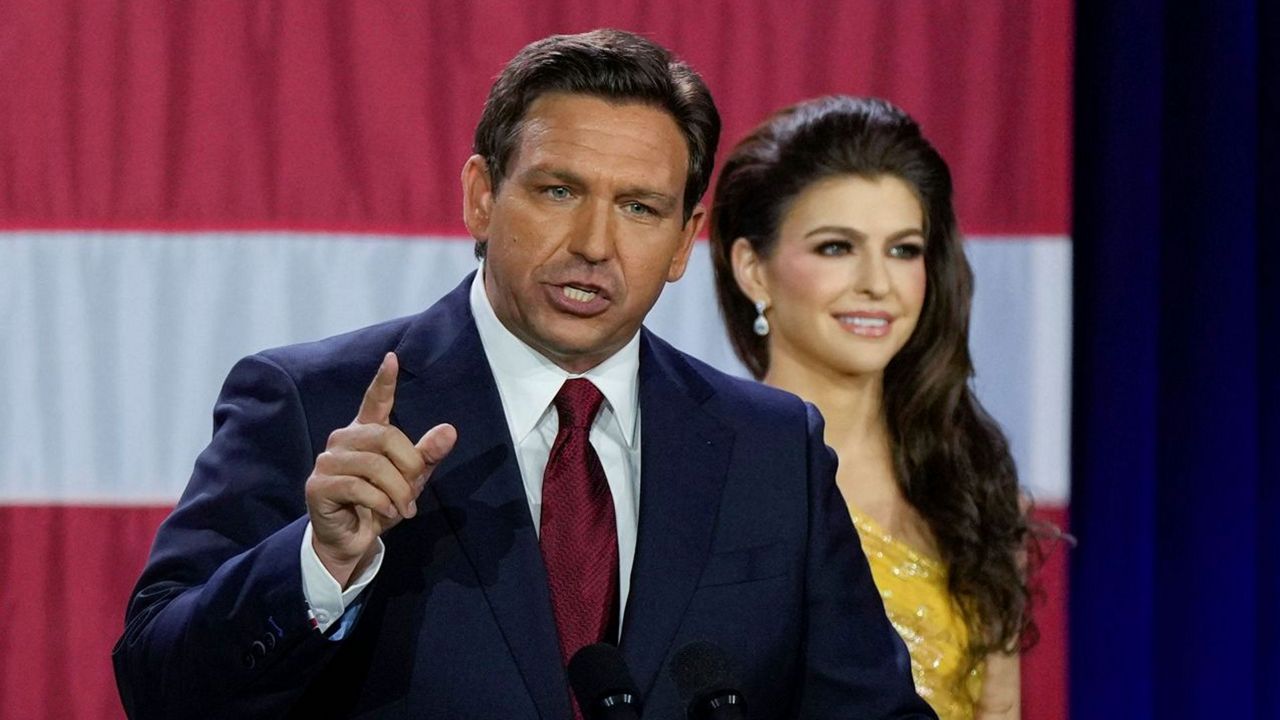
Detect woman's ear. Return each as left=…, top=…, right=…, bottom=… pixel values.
left=730, top=237, right=770, bottom=304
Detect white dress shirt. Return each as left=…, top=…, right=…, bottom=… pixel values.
left=301, top=267, right=642, bottom=634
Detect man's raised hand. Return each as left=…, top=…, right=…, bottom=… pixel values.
left=304, top=352, right=457, bottom=587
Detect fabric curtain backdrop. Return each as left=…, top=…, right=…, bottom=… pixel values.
left=0, top=2, right=1073, bottom=717
left=1072, top=0, right=1279, bottom=717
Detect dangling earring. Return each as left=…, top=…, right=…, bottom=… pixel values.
left=753, top=299, right=770, bottom=337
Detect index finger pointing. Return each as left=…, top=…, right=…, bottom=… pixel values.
left=356, top=352, right=399, bottom=425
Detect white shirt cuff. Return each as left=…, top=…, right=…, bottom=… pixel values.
left=300, top=522, right=385, bottom=633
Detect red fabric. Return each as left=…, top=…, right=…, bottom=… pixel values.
left=1022, top=505, right=1070, bottom=720
left=0, top=0, right=1070, bottom=236
left=0, top=506, right=170, bottom=720
left=540, top=379, right=620, bottom=672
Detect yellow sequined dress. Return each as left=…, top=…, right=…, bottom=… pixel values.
left=851, top=508, right=984, bottom=720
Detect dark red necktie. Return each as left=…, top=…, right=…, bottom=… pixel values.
left=540, top=379, right=620, bottom=674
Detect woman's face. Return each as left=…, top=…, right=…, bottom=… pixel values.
left=754, top=174, right=928, bottom=379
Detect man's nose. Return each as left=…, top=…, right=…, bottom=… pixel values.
left=566, top=200, right=616, bottom=263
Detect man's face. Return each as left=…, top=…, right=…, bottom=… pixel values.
left=463, top=92, right=704, bottom=373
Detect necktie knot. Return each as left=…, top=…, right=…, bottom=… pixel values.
left=554, top=378, right=605, bottom=430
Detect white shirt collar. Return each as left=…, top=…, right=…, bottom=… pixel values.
left=469, top=266, right=640, bottom=447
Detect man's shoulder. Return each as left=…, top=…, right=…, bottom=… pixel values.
left=254, top=312, right=422, bottom=383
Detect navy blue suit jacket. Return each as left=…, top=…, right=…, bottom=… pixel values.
left=113, top=275, right=935, bottom=719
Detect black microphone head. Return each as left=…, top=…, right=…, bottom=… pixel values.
left=669, top=640, right=742, bottom=713
left=568, top=643, right=642, bottom=718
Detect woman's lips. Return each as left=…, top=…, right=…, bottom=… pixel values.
left=834, top=312, right=893, bottom=338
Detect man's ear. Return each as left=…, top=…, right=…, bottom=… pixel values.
left=461, top=155, right=495, bottom=239
left=730, top=237, right=770, bottom=304
left=665, top=203, right=707, bottom=282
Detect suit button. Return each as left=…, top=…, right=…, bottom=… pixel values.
left=251, top=640, right=267, bottom=659
left=242, top=651, right=256, bottom=669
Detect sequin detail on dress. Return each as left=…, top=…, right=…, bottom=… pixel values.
left=851, top=509, right=984, bottom=720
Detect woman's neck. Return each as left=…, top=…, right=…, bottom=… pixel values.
left=764, top=352, right=921, bottom=533
left=764, top=351, right=936, bottom=553
left=763, top=353, right=890, bottom=462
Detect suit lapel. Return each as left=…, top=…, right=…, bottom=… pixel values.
left=390, top=276, right=570, bottom=720
left=620, top=332, right=734, bottom=700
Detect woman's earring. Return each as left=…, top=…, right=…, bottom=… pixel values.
left=753, top=300, right=770, bottom=337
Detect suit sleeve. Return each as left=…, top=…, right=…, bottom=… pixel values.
left=796, top=403, right=939, bottom=719
left=113, top=354, right=344, bottom=719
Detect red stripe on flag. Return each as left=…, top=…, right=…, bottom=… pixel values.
left=0, top=503, right=1070, bottom=719
left=1, top=0, right=1070, bottom=236
left=0, top=506, right=170, bottom=720
left=1023, top=505, right=1070, bottom=720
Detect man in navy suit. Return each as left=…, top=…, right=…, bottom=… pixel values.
left=113, top=29, right=935, bottom=719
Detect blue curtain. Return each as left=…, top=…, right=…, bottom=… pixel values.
left=1072, top=1, right=1278, bottom=718
left=1262, top=4, right=1280, bottom=715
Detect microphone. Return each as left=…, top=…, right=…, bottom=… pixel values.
left=568, top=643, right=643, bottom=720
left=670, top=641, right=747, bottom=719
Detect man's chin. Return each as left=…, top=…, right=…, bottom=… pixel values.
left=529, top=327, right=630, bottom=373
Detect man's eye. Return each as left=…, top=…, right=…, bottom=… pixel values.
left=544, top=186, right=572, bottom=200
left=624, top=202, right=655, bottom=216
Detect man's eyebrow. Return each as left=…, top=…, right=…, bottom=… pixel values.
left=521, top=165, right=589, bottom=187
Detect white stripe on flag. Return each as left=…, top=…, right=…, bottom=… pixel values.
left=967, top=239, right=1072, bottom=503
left=1, top=231, right=1070, bottom=504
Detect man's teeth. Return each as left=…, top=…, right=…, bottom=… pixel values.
left=562, top=286, right=598, bottom=303
left=842, top=316, right=888, bottom=327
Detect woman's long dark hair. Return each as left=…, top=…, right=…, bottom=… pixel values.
left=710, top=96, right=1039, bottom=669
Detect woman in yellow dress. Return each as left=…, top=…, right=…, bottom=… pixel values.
left=710, top=96, right=1036, bottom=719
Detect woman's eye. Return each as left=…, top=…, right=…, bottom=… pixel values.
left=889, top=243, right=924, bottom=259
left=816, top=241, right=852, bottom=256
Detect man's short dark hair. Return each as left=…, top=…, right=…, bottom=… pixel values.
left=472, top=29, right=720, bottom=258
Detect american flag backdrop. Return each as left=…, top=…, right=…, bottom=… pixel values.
left=0, top=2, right=1072, bottom=718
